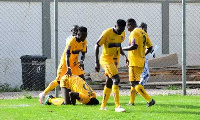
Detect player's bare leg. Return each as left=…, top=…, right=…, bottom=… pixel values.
left=69, top=92, right=79, bottom=105
left=61, top=87, right=71, bottom=105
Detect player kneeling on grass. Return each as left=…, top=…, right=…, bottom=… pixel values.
left=45, top=74, right=99, bottom=105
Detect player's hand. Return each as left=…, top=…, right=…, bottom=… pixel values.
left=79, top=61, right=84, bottom=70
left=125, top=58, right=129, bottom=67
left=66, top=67, right=72, bottom=76
left=95, top=62, right=100, bottom=72
left=153, top=53, right=156, bottom=58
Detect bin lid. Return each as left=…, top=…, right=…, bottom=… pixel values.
left=20, top=55, right=47, bottom=62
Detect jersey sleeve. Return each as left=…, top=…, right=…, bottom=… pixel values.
left=145, top=34, right=153, bottom=48
left=66, top=35, right=73, bottom=45
left=66, top=38, right=74, bottom=54
left=96, top=30, right=109, bottom=46
left=130, top=30, right=139, bottom=46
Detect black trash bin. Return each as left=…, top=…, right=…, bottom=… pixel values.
left=20, top=55, right=47, bottom=91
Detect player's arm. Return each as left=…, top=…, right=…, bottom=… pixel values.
left=61, top=87, right=71, bottom=105
left=95, top=31, right=108, bottom=72
left=81, top=52, right=85, bottom=61
left=80, top=40, right=87, bottom=70
left=65, top=52, right=72, bottom=75
left=145, top=46, right=153, bottom=56
left=123, top=31, right=139, bottom=51
left=65, top=43, right=72, bottom=75
left=81, top=40, right=87, bottom=62
left=95, top=43, right=100, bottom=72
left=120, top=47, right=129, bottom=66
left=80, top=52, right=86, bottom=70
left=145, top=34, right=153, bottom=56
left=122, top=39, right=138, bottom=51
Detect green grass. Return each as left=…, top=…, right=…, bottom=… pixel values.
left=0, top=95, right=200, bottom=120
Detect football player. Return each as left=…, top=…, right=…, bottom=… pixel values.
left=138, top=22, right=158, bottom=86
left=95, top=19, right=128, bottom=112
left=45, top=74, right=99, bottom=106
left=39, top=26, right=87, bottom=104
left=123, top=18, right=155, bottom=107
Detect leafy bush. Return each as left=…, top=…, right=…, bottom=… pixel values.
left=0, top=83, right=22, bottom=92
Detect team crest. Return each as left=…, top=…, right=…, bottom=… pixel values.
left=82, top=43, right=85, bottom=47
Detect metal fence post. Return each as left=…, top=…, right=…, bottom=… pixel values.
left=54, top=0, right=59, bottom=97
left=182, top=0, right=186, bottom=95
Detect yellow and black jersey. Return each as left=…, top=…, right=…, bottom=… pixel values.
left=65, top=75, right=96, bottom=99
left=96, top=28, right=125, bottom=65
left=128, top=28, right=152, bottom=67
left=60, top=37, right=87, bottom=67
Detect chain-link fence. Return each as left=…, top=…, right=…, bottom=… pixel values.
left=0, top=0, right=200, bottom=92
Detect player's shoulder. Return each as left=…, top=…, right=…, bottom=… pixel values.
left=102, top=28, right=113, bottom=34
left=132, top=28, right=143, bottom=35
left=66, top=36, right=76, bottom=44
left=133, top=28, right=142, bottom=33
left=122, top=30, right=125, bottom=36
left=66, top=35, right=73, bottom=41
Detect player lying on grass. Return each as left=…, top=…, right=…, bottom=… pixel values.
left=39, top=26, right=87, bottom=104
left=45, top=74, right=99, bottom=105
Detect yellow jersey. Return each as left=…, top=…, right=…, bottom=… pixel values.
left=60, top=37, right=87, bottom=67
left=66, top=75, right=96, bottom=99
left=128, top=28, right=152, bottom=67
left=97, top=28, right=125, bottom=65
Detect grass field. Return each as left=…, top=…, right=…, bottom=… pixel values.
left=0, top=95, right=200, bottom=120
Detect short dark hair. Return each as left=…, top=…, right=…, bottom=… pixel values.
left=127, top=18, right=137, bottom=27
left=86, top=98, right=99, bottom=105
left=139, top=22, right=147, bottom=29
left=71, top=25, right=79, bottom=31
left=78, top=26, right=87, bottom=33
left=117, top=19, right=126, bottom=27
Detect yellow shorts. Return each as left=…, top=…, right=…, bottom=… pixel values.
left=71, top=63, right=85, bottom=76
left=55, top=61, right=67, bottom=82
left=56, top=61, right=84, bottom=82
left=60, top=75, right=70, bottom=88
left=129, top=66, right=144, bottom=81
left=78, top=93, right=91, bottom=104
left=101, top=62, right=118, bottom=78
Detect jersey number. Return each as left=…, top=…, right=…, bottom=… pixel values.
left=143, top=35, right=146, bottom=48
left=83, top=83, right=93, bottom=97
